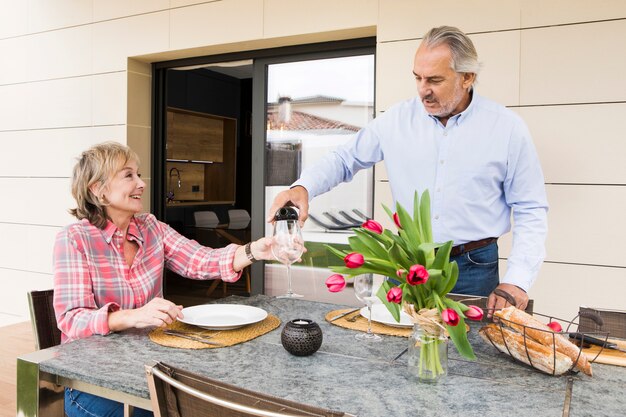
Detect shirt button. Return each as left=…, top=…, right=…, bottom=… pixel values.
left=443, top=131, right=448, bottom=136
left=436, top=188, right=441, bottom=192
left=440, top=160, right=444, bottom=165
left=434, top=215, right=440, bottom=220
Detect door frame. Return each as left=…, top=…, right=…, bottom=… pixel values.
left=151, top=38, right=376, bottom=295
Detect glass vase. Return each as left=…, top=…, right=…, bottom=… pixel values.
left=408, top=323, right=448, bottom=383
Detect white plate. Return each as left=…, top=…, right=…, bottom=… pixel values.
left=178, top=304, right=268, bottom=330
left=360, top=304, right=413, bottom=328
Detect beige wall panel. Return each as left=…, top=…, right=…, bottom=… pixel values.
left=0, top=269, right=53, bottom=325
left=28, top=0, right=92, bottom=33
left=263, top=0, right=377, bottom=38
left=521, top=0, right=626, bottom=28
left=0, top=127, right=125, bottom=177
left=373, top=180, right=394, bottom=231
left=520, top=20, right=626, bottom=105
left=0, top=223, right=60, bottom=273
left=93, top=11, right=169, bottom=73
left=127, top=71, right=152, bottom=128
left=93, top=72, right=127, bottom=126
left=93, top=0, right=169, bottom=21
left=374, top=161, right=387, bottom=182
left=378, top=0, right=521, bottom=42
left=170, top=0, right=215, bottom=7
left=27, top=77, right=92, bottom=129
left=472, top=31, right=520, bottom=106
left=127, top=125, right=152, bottom=213
left=170, top=0, right=263, bottom=50
left=0, top=0, right=28, bottom=38
left=0, top=178, right=75, bottom=226
left=0, top=84, right=29, bottom=131
left=528, top=262, right=626, bottom=323
left=375, top=39, right=419, bottom=111
left=498, top=185, right=626, bottom=267
left=27, top=25, right=93, bottom=83
left=0, top=37, right=28, bottom=85
left=514, top=104, right=626, bottom=184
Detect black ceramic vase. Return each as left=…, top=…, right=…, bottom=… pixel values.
left=281, top=319, right=323, bottom=356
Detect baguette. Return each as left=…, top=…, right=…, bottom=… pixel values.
left=494, top=306, right=592, bottom=376
left=479, top=324, right=573, bottom=375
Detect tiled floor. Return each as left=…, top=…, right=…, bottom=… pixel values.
left=0, top=321, right=34, bottom=417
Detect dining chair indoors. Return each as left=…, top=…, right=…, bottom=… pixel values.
left=27, top=289, right=62, bottom=350
left=145, top=361, right=356, bottom=417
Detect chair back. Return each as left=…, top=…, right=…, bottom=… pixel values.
left=228, top=209, right=251, bottom=230
left=27, top=289, right=62, bottom=350
left=194, top=211, right=220, bottom=229
left=145, top=362, right=355, bottom=417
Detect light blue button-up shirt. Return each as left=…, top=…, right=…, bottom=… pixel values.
left=294, top=93, right=548, bottom=291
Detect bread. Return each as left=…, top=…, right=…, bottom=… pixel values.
left=479, top=324, right=574, bottom=375
left=494, top=306, right=592, bottom=376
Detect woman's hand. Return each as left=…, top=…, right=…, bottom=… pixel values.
left=108, top=297, right=183, bottom=331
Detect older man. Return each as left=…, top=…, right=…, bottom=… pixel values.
left=269, top=26, right=548, bottom=313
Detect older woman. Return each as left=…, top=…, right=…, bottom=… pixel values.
left=54, top=142, right=274, bottom=417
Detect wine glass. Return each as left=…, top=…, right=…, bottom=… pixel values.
left=272, top=219, right=304, bottom=298
left=353, top=274, right=382, bottom=341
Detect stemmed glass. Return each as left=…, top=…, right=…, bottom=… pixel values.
left=272, top=219, right=304, bottom=298
left=353, top=274, right=382, bottom=341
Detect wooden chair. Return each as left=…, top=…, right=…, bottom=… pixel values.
left=27, top=289, right=62, bottom=350
left=145, top=361, right=355, bottom=417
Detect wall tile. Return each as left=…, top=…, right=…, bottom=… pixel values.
left=521, top=0, right=626, bottom=28
left=92, top=12, right=170, bottom=73
left=27, top=25, right=93, bottom=82
left=0, top=268, right=54, bottom=322
left=93, top=72, right=127, bottom=126
left=375, top=39, right=419, bottom=111
left=0, top=0, right=28, bottom=38
left=170, top=0, right=263, bottom=50
left=0, top=178, right=75, bottom=226
left=499, top=184, right=626, bottom=267
left=0, top=37, right=28, bottom=85
left=170, top=0, right=215, bottom=8
left=27, top=77, right=93, bottom=129
left=514, top=104, right=626, bottom=184
left=28, top=0, right=92, bottom=33
left=0, top=84, right=29, bottom=131
left=373, top=180, right=394, bottom=231
left=0, top=223, right=60, bottom=272
left=93, top=0, right=169, bottom=22
left=263, top=0, right=377, bottom=39
left=378, top=0, right=521, bottom=42
left=520, top=20, right=626, bottom=105
left=528, top=262, right=626, bottom=324
left=0, top=127, right=125, bottom=177
left=472, top=31, right=520, bottom=106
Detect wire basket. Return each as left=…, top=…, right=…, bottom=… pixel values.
left=480, top=309, right=608, bottom=376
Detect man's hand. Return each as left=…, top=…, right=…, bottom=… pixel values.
left=487, top=283, right=529, bottom=317
left=267, top=186, right=309, bottom=227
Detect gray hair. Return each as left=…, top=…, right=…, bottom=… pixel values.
left=422, top=26, right=481, bottom=82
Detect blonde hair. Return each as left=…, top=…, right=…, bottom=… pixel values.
left=70, top=142, right=140, bottom=229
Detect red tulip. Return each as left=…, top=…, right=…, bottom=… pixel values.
left=465, top=305, right=484, bottom=321
left=393, top=212, right=402, bottom=229
left=386, top=287, right=403, bottom=303
left=344, top=252, right=364, bottom=268
left=547, top=321, right=562, bottom=333
left=325, top=274, right=346, bottom=292
left=441, top=308, right=460, bottom=326
left=362, top=219, right=383, bottom=234
left=396, top=269, right=406, bottom=279
left=406, top=264, right=429, bottom=285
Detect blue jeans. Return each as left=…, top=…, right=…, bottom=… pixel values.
left=450, top=241, right=499, bottom=297
left=65, top=388, right=153, bottom=417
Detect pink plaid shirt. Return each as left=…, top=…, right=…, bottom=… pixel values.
left=53, top=213, right=240, bottom=343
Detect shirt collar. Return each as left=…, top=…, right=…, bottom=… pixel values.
left=101, top=217, right=144, bottom=244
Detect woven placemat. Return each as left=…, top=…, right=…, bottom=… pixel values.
left=149, top=314, right=281, bottom=349
left=325, top=308, right=412, bottom=337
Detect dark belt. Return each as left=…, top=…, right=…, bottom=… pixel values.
left=449, top=237, right=497, bottom=257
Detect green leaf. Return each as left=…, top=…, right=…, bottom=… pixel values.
left=388, top=242, right=411, bottom=271
left=382, top=203, right=395, bottom=224
left=377, top=279, right=401, bottom=322
left=441, top=261, right=459, bottom=295
left=419, top=190, right=433, bottom=243
left=396, top=203, right=422, bottom=254
left=443, top=298, right=475, bottom=360
left=431, top=240, right=452, bottom=270
left=324, top=244, right=349, bottom=261
left=352, top=229, right=389, bottom=259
